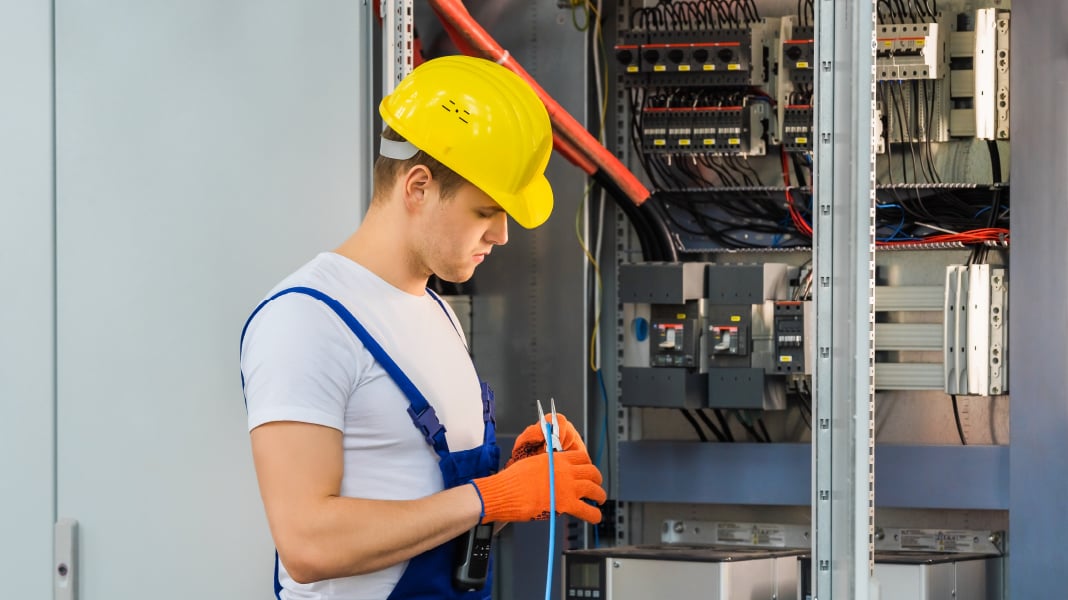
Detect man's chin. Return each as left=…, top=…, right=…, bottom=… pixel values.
left=434, top=271, right=474, bottom=285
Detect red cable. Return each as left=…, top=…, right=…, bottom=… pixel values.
left=781, top=149, right=812, bottom=237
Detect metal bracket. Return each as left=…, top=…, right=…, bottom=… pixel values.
left=381, top=0, right=415, bottom=95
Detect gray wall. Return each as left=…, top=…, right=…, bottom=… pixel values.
left=0, top=2, right=56, bottom=598
left=4, top=1, right=373, bottom=597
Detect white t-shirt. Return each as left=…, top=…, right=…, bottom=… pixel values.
left=240, top=252, right=484, bottom=600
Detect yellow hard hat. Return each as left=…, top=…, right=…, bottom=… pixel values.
left=379, top=55, right=554, bottom=229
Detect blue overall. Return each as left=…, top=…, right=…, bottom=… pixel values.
left=241, top=286, right=500, bottom=600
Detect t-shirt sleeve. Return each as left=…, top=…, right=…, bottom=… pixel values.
left=240, top=293, right=360, bottom=432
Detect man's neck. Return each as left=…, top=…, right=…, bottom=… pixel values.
left=334, top=209, right=429, bottom=296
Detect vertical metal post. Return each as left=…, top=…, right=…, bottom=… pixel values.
left=381, top=0, right=414, bottom=95
left=361, top=0, right=376, bottom=211
left=812, top=0, right=877, bottom=597
left=1009, top=0, right=1068, bottom=594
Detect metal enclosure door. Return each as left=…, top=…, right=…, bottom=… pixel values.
left=54, top=2, right=371, bottom=597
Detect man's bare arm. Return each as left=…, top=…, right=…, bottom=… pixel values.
left=250, top=421, right=482, bottom=584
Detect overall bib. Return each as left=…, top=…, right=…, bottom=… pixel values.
left=241, top=286, right=500, bottom=600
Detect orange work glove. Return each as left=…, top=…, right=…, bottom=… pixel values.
left=506, top=412, right=586, bottom=467
left=470, top=450, right=606, bottom=525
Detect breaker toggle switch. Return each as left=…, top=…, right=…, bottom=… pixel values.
left=711, top=325, right=741, bottom=355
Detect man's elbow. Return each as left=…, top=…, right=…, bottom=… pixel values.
left=278, top=546, right=334, bottom=585
left=278, top=541, right=380, bottom=583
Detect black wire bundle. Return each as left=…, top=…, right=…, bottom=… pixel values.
left=631, top=0, right=761, bottom=31
left=657, top=189, right=811, bottom=249
left=796, top=0, right=814, bottom=27
left=877, top=0, right=938, bottom=23
left=874, top=186, right=1009, bottom=243
left=877, top=80, right=941, bottom=185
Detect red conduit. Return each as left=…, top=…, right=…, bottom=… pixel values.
left=428, top=0, right=649, bottom=207
left=551, top=131, right=599, bottom=174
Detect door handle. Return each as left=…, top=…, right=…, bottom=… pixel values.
left=54, top=518, right=78, bottom=600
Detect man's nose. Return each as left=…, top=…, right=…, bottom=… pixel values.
left=486, top=211, right=508, bottom=246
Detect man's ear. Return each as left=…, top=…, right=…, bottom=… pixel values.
left=402, top=165, right=433, bottom=210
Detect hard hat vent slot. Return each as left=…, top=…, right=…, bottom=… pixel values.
left=441, top=99, right=471, bottom=124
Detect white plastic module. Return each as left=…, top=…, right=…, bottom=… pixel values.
left=944, top=265, right=1008, bottom=395
left=876, top=22, right=945, bottom=80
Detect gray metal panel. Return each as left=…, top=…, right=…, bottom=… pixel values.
left=620, top=262, right=706, bottom=303
left=618, top=442, right=1007, bottom=510
left=874, top=445, right=1007, bottom=510
left=54, top=3, right=371, bottom=597
left=414, top=2, right=590, bottom=598
left=0, top=2, right=55, bottom=597
left=619, top=443, right=811, bottom=506
left=621, top=368, right=706, bottom=409
left=1010, top=0, right=1068, bottom=594
left=707, top=367, right=768, bottom=409
left=707, top=264, right=783, bottom=303
left=813, top=0, right=878, bottom=596
left=423, top=0, right=589, bottom=438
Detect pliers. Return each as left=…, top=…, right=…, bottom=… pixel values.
left=536, top=398, right=562, bottom=452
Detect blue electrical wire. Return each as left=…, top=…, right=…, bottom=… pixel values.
left=876, top=202, right=907, bottom=242
left=543, top=420, right=557, bottom=600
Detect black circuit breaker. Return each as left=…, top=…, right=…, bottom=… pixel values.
left=773, top=301, right=806, bottom=373
left=706, top=263, right=793, bottom=410
left=650, top=302, right=701, bottom=368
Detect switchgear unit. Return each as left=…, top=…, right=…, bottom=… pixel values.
left=620, top=262, right=809, bottom=410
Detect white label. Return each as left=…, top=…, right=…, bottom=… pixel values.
left=716, top=522, right=787, bottom=547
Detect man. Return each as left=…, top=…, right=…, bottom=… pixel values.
left=240, top=55, right=606, bottom=600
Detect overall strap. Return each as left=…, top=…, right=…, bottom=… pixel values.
left=241, top=286, right=450, bottom=459
left=425, top=289, right=495, bottom=442
left=425, top=288, right=463, bottom=341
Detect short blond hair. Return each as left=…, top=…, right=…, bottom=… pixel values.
left=372, top=126, right=468, bottom=204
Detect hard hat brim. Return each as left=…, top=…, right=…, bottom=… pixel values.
left=490, top=173, right=554, bottom=230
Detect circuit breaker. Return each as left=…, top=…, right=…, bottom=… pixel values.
left=620, top=262, right=708, bottom=408
left=706, top=263, right=802, bottom=410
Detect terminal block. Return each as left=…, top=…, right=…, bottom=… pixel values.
left=641, top=101, right=770, bottom=156
left=616, top=20, right=777, bottom=87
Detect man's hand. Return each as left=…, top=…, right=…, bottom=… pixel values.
left=471, top=449, right=606, bottom=524
left=507, top=412, right=586, bottom=467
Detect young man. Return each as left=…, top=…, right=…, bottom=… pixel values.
left=240, top=55, right=605, bottom=599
